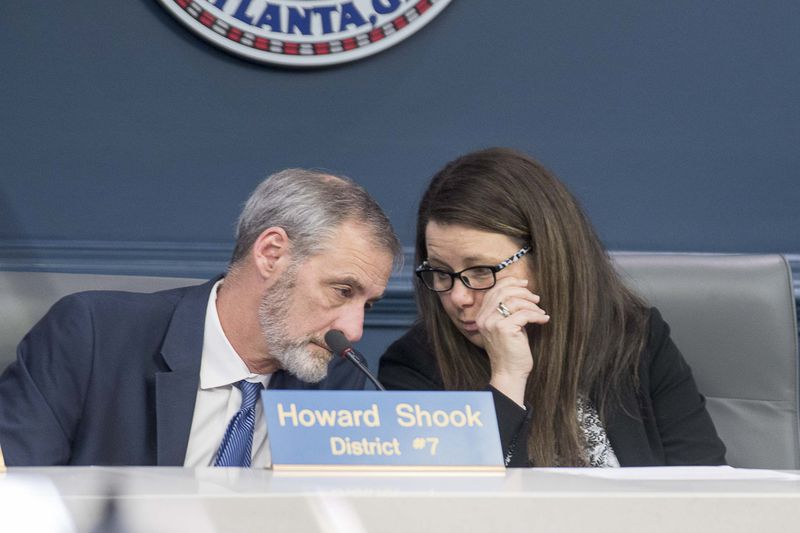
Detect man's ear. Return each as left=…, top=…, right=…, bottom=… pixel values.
left=250, top=227, right=291, bottom=279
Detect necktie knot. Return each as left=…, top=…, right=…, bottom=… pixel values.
left=237, top=380, right=262, bottom=411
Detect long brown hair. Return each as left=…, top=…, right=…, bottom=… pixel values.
left=416, top=148, right=649, bottom=466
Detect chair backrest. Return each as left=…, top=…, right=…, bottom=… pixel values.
left=0, top=271, right=205, bottom=373
left=612, top=253, right=800, bottom=469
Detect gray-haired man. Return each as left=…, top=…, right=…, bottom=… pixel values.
left=0, top=169, right=401, bottom=466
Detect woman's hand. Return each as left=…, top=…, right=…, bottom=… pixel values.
left=476, top=276, right=550, bottom=406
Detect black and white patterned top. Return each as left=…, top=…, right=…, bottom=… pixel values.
left=578, top=397, right=620, bottom=467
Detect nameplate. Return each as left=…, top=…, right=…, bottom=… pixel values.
left=262, top=390, right=504, bottom=472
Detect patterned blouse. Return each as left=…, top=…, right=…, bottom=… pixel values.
left=578, top=397, right=619, bottom=467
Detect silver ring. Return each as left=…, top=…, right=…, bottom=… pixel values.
left=497, top=302, right=512, bottom=318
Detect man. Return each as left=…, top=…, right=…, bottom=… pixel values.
left=0, top=169, right=401, bottom=466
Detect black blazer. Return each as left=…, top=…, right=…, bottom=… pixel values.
left=0, top=277, right=365, bottom=466
left=378, top=308, right=726, bottom=466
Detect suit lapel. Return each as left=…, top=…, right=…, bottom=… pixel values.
left=155, top=277, right=220, bottom=466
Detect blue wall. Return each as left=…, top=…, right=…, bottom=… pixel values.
left=1, top=1, right=799, bottom=358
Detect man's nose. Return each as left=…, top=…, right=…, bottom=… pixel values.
left=331, top=305, right=365, bottom=344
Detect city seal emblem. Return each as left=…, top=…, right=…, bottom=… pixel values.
left=157, top=0, right=452, bottom=67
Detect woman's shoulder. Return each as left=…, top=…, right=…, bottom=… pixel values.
left=378, top=322, right=443, bottom=389
left=641, top=305, right=668, bottom=350
left=641, top=306, right=674, bottom=358
left=638, top=306, right=694, bottom=383
left=382, top=322, right=433, bottom=363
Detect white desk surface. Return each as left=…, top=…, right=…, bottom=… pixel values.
left=3, top=466, right=800, bottom=532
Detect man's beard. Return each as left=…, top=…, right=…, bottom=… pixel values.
left=258, top=265, right=331, bottom=383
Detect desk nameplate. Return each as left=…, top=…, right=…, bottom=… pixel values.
left=263, top=390, right=504, bottom=472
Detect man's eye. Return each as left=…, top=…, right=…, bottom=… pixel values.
left=335, top=287, right=352, bottom=298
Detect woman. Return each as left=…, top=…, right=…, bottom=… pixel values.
left=379, top=148, right=726, bottom=467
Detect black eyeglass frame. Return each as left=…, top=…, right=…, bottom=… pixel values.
left=415, top=245, right=532, bottom=292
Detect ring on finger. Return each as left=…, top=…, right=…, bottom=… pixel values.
left=497, top=302, right=512, bottom=318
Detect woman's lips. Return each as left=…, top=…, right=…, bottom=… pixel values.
left=460, top=321, right=479, bottom=333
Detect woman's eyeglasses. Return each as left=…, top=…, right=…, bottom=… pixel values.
left=415, top=246, right=532, bottom=292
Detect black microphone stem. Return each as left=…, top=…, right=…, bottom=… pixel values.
left=324, top=329, right=386, bottom=391
left=343, top=348, right=386, bottom=391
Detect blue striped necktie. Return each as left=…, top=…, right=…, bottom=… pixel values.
left=214, top=380, right=263, bottom=467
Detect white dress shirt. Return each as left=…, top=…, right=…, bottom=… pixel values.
left=183, top=280, right=272, bottom=467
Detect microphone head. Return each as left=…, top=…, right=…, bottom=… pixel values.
left=324, top=329, right=351, bottom=356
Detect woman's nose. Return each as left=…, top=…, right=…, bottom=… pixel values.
left=447, top=278, right=475, bottom=308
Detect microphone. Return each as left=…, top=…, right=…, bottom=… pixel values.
left=324, top=330, right=386, bottom=391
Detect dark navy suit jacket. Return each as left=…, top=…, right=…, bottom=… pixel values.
left=0, top=277, right=365, bottom=466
